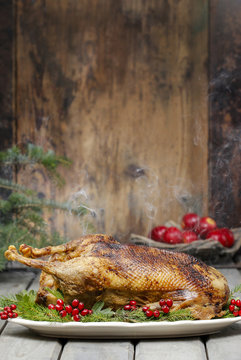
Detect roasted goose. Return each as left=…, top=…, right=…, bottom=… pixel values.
left=5, top=234, right=230, bottom=320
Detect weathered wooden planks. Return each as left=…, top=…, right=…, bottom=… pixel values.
left=0, top=270, right=35, bottom=333
left=0, top=0, right=14, bottom=151
left=209, top=0, right=241, bottom=228
left=0, top=322, right=62, bottom=360
left=15, top=0, right=209, bottom=241
left=135, top=338, right=207, bottom=360
left=206, top=322, right=241, bottom=360
left=61, top=341, right=134, bottom=360
left=0, top=270, right=62, bottom=360
left=0, top=270, right=35, bottom=296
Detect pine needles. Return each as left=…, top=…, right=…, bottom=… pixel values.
left=0, top=291, right=195, bottom=323
left=2, top=286, right=240, bottom=323
left=0, top=144, right=92, bottom=270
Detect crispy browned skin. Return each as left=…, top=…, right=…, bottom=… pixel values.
left=5, top=234, right=230, bottom=319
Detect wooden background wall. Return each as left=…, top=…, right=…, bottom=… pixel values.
left=1, top=0, right=240, bottom=241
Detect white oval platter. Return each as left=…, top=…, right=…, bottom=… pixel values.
left=9, top=317, right=241, bottom=339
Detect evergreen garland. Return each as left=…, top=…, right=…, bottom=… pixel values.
left=0, top=144, right=91, bottom=270
left=0, top=291, right=196, bottom=323
left=1, top=287, right=239, bottom=323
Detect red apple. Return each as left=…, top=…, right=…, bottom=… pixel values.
left=206, top=229, right=228, bottom=247
left=149, top=226, right=167, bottom=242
left=197, top=216, right=217, bottom=238
left=219, top=228, right=235, bottom=248
left=182, top=213, right=200, bottom=231
left=163, top=227, right=183, bottom=244
left=182, top=230, right=198, bottom=243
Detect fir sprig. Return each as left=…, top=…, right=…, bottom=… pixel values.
left=0, top=144, right=93, bottom=270
left=229, top=283, right=241, bottom=299
left=0, top=291, right=195, bottom=323
left=0, top=144, right=71, bottom=186
left=2, top=289, right=238, bottom=323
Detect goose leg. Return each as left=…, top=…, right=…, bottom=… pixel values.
left=5, top=246, right=51, bottom=271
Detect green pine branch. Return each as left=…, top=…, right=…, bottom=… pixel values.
left=0, top=144, right=93, bottom=270
left=0, top=144, right=72, bottom=186
left=0, top=291, right=196, bottom=323
left=2, top=285, right=239, bottom=323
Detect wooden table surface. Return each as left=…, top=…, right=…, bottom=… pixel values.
left=0, top=267, right=241, bottom=360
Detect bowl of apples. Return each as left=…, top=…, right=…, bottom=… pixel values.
left=130, top=213, right=241, bottom=264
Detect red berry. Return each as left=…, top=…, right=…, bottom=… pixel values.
left=239, top=310, right=241, bottom=317
left=73, top=315, right=80, bottom=322
left=56, top=299, right=64, bottom=306
left=230, top=299, right=236, bottom=305
left=124, top=304, right=132, bottom=311
left=1, top=313, right=8, bottom=320
left=145, top=310, right=153, bottom=317
left=153, top=310, right=160, bottom=318
left=142, top=306, right=149, bottom=312
left=182, top=230, right=198, bottom=244
left=10, top=304, right=17, bottom=311
left=12, top=312, right=18, bottom=318
left=161, top=305, right=170, bottom=314
left=81, top=309, right=89, bottom=316
left=236, top=299, right=241, bottom=308
left=65, top=305, right=72, bottom=314
left=219, top=228, right=235, bottom=248
left=229, top=304, right=235, bottom=313
left=159, top=299, right=166, bottom=306
left=131, top=305, right=137, bottom=311
left=4, top=306, right=11, bottom=313
left=72, top=308, right=79, bottom=316
left=8, top=312, right=14, bottom=318
left=129, top=300, right=136, bottom=306
left=60, top=310, right=67, bottom=317
left=233, top=311, right=239, bottom=317
left=72, top=299, right=79, bottom=308
left=166, top=299, right=173, bottom=307
left=78, top=302, right=84, bottom=311
left=55, top=304, right=63, bottom=312
left=88, top=310, right=93, bottom=315
left=163, top=227, right=183, bottom=244
left=48, top=304, right=55, bottom=310
left=149, top=226, right=167, bottom=242
left=197, top=217, right=217, bottom=238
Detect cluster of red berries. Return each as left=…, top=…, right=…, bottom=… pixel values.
left=123, top=300, right=138, bottom=311
left=229, top=298, right=241, bottom=317
left=48, top=298, right=93, bottom=322
left=123, top=299, right=173, bottom=318
left=0, top=304, right=18, bottom=320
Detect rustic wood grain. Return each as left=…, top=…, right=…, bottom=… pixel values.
left=0, top=0, right=15, bottom=201
left=15, top=0, right=208, bottom=241
left=0, top=270, right=62, bottom=360
left=135, top=338, right=206, bottom=360
left=206, top=322, right=241, bottom=360
left=0, top=270, right=35, bottom=333
left=0, top=0, right=14, bottom=151
left=0, top=322, right=62, bottom=360
left=61, top=341, right=134, bottom=360
left=209, top=0, right=241, bottom=228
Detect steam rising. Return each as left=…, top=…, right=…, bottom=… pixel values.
left=134, top=167, right=159, bottom=234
